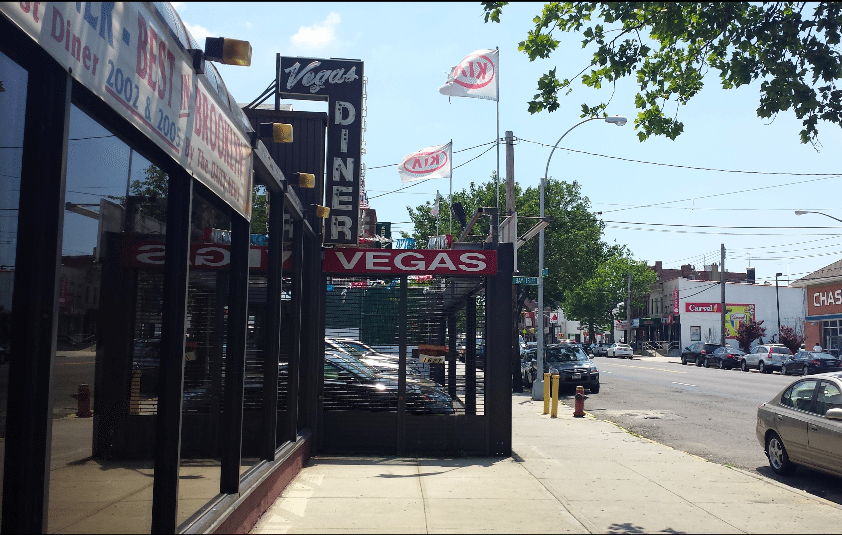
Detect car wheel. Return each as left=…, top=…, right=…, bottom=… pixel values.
left=718, top=359, right=725, bottom=370
left=766, top=433, right=796, bottom=476
left=681, top=356, right=687, bottom=365
left=741, top=360, right=749, bottom=372
left=704, top=358, right=711, bottom=368
left=696, top=356, right=703, bottom=367
left=781, top=364, right=788, bottom=376
left=590, top=383, right=600, bottom=394
left=759, top=361, right=766, bottom=374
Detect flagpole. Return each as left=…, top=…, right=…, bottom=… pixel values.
left=495, top=46, right=500, bottom=214
left=449, top=139, right=453, bottom=236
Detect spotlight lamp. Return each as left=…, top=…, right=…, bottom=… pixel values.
left=204, top=37, right=252, bottom=66
left=259, top=123, right=293, bottom=144
left=297, top=173, right=315, bottom=189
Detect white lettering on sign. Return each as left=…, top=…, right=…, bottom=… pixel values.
left=323, top=249, right=496, bottom=275
left=283, top=61, right=359, bottom=93
left=136, top=244, right=166, bottom=265
left=813, top=289, right=842, bottom=307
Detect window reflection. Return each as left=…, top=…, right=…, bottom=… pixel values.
left=0, top=50, right=27, bottom=528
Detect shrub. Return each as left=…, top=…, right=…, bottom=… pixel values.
left=778, top=325, right=804, bottom=354
left=736, top=318, right=766, bottom=353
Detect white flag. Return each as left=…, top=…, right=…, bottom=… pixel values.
left=431, top=190, right=441, bottom=217
left=397, top=141, right=452, bottom=184
left=439, top=49, right=498, bottom=101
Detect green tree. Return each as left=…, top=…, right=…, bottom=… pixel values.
left=563, top=250, right=656, bottom=344
left=405, top=174, right=610, bottom=314
left=483, top=2, right=842, bottom=145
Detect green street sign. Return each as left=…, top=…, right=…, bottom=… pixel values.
left=513, top=276, right=538, bottom=285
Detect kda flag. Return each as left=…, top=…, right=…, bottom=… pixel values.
left=439, top=49, right=498, bottom=101
left=398, top=142, right=452, bottom=184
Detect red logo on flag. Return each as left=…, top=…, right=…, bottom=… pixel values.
left=449, top=53, right=495, bottom=89
left=402, top=149, right=449, bottom=175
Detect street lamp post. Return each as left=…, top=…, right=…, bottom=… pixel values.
left=775, top=272, right=783, bottom=339
left=795, top=210, right=842, bottom=223
left=533, top=115, right=627, bottom=400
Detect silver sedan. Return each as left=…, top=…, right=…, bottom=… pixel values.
left=756, top=372, right=842, bottom=477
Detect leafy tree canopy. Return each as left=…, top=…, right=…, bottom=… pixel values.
left=483, top=2, right=842, bottom=146
left=404, top=174, right=614, bottom=311
left=736, top=317, right=767, bottom=353
left=778, top=324, right=804, bottom=353
left=563, top=250, right=656, bottom=344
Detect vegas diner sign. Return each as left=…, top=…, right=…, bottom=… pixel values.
left=323, top=248, right=497, bottom=276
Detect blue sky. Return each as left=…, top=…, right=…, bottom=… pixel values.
left=173, top=2, right=842, bottom=286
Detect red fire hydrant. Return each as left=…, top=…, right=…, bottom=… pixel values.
left=76, top=384, right=92, bottom=418
left=573, top=385, right=587, bottom=418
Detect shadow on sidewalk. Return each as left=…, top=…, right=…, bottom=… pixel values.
left=755, top=464, right=842, bottom=506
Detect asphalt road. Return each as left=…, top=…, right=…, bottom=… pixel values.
left=572, top=354, right=842, bottom=505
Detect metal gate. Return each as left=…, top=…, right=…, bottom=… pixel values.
left=318, top=245, right=513, bottom=456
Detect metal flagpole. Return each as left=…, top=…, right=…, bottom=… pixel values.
left=449, top=139, right=453, bottom=236
left=495, top=46, right=500, bottom=213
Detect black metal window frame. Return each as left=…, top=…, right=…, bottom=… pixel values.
left=0, top=14, right=319, bottom=534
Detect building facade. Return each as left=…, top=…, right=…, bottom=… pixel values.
left=791, top=258, right=842, bottom=355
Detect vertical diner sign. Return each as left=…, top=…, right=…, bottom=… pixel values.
left=0, top=2, right=253, bottom=219
left=279, top=56, right=364, bottom=245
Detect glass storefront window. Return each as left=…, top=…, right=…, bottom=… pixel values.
left=48, top=105, right=163, bottom=533
left=0, top=50, right=27, bottom=528
left=177, top=190, right=230, bottom=523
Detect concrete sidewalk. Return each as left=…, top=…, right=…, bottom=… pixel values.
left=252, top=391, right=842, bottom=534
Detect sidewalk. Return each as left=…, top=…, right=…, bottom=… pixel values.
left=252, top=393, right=842, bottom=534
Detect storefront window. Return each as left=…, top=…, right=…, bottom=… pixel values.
left=823, top=319, right=840, bottom=354
left=0, top=50, right=27, bottom=528
left=47, top=105, right=162, bottom=533
left=177, top=190, right=230, bottom=522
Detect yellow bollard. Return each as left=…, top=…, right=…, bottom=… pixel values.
left=542, top=373, right=551, bottom=414
left=550, top=373, right=560, bottom=418
left=130, top=369, right=142, bottom=415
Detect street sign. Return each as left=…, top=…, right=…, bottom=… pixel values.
left=512, top=276, right=538, bottom=285
left=550, top=312, right=558, bottom=324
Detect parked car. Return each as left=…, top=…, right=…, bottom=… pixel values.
left=781, top=350, right=842, bottom=376
left=756, top=372, right=842, bottom=477
left=521, top=348, right=536, bottom=386
left=325, top=339, right=426, bottom=377
left=523, top=343, right=599, bottom=393
left=680, top=342, right=722, bottom=366
left=456, top=336, right=486, bottom=368
left=708, top=346, right=745, bottom=370
left=607, top=343, right=633, bottom=359
left=742, top=343, right=792, bottom=373
left=592, top=343, right=610, bottom=357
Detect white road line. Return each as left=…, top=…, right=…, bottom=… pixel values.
left=607, top=363, right=686, bottom=374
left=672, top=381, right=697, bottom=387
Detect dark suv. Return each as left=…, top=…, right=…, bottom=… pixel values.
left=681, top=342, right=722, bottom=366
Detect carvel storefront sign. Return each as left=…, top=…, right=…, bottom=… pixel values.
left=280, top=56, right=363, bottom=246
left=323, top=248, right=497, bottom=275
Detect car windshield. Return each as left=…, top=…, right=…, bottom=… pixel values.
left=809, top=352, right=837, bottom=359
left=326, top=353, right=378, bottom=380
left=771, top=347, right=791, bottom=354
left=545, top=346, right=589, bottom=363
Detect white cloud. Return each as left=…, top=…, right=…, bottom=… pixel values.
left=291, top=12, right=340, bottom=49
left=183, top=21, right=214, bottom=42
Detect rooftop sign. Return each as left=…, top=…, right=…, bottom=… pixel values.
left=323, top=248, right=496, bottom=276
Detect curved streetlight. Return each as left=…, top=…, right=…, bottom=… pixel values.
left=533, top=115, right=627, bottom=400
left=795, top=210, right=842, bottom=223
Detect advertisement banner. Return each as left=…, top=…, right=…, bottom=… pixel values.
left=725, top=304, right=755, bottom=338
left=672, top=289, right=679, bottom=314
left=1, top=2, right=254, bottom=218
left=322, top=248, right=496, bottom=275
left=685, top=302, right=722, bottom=313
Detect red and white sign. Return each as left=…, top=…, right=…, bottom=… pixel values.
left=398, top=141, right=452, bottom=184
left=685, top=302, right=721, bottom=313
left=122, top=240, right=291, bottom=272
left=550, top=312, right=559, bottom=324
left=322, top=248, right=496, bottom=275
left=0, top=3, right=254, bottom=218
left=672, top=289, right=679, bottom=314
left=439, top=49, right=498, bottom=101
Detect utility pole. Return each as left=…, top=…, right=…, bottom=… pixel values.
left=720, top=244, right=726, bottom=347
left=626, top=272, right=631, bottom=345
left=505, top=131, right=521, bottom=393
